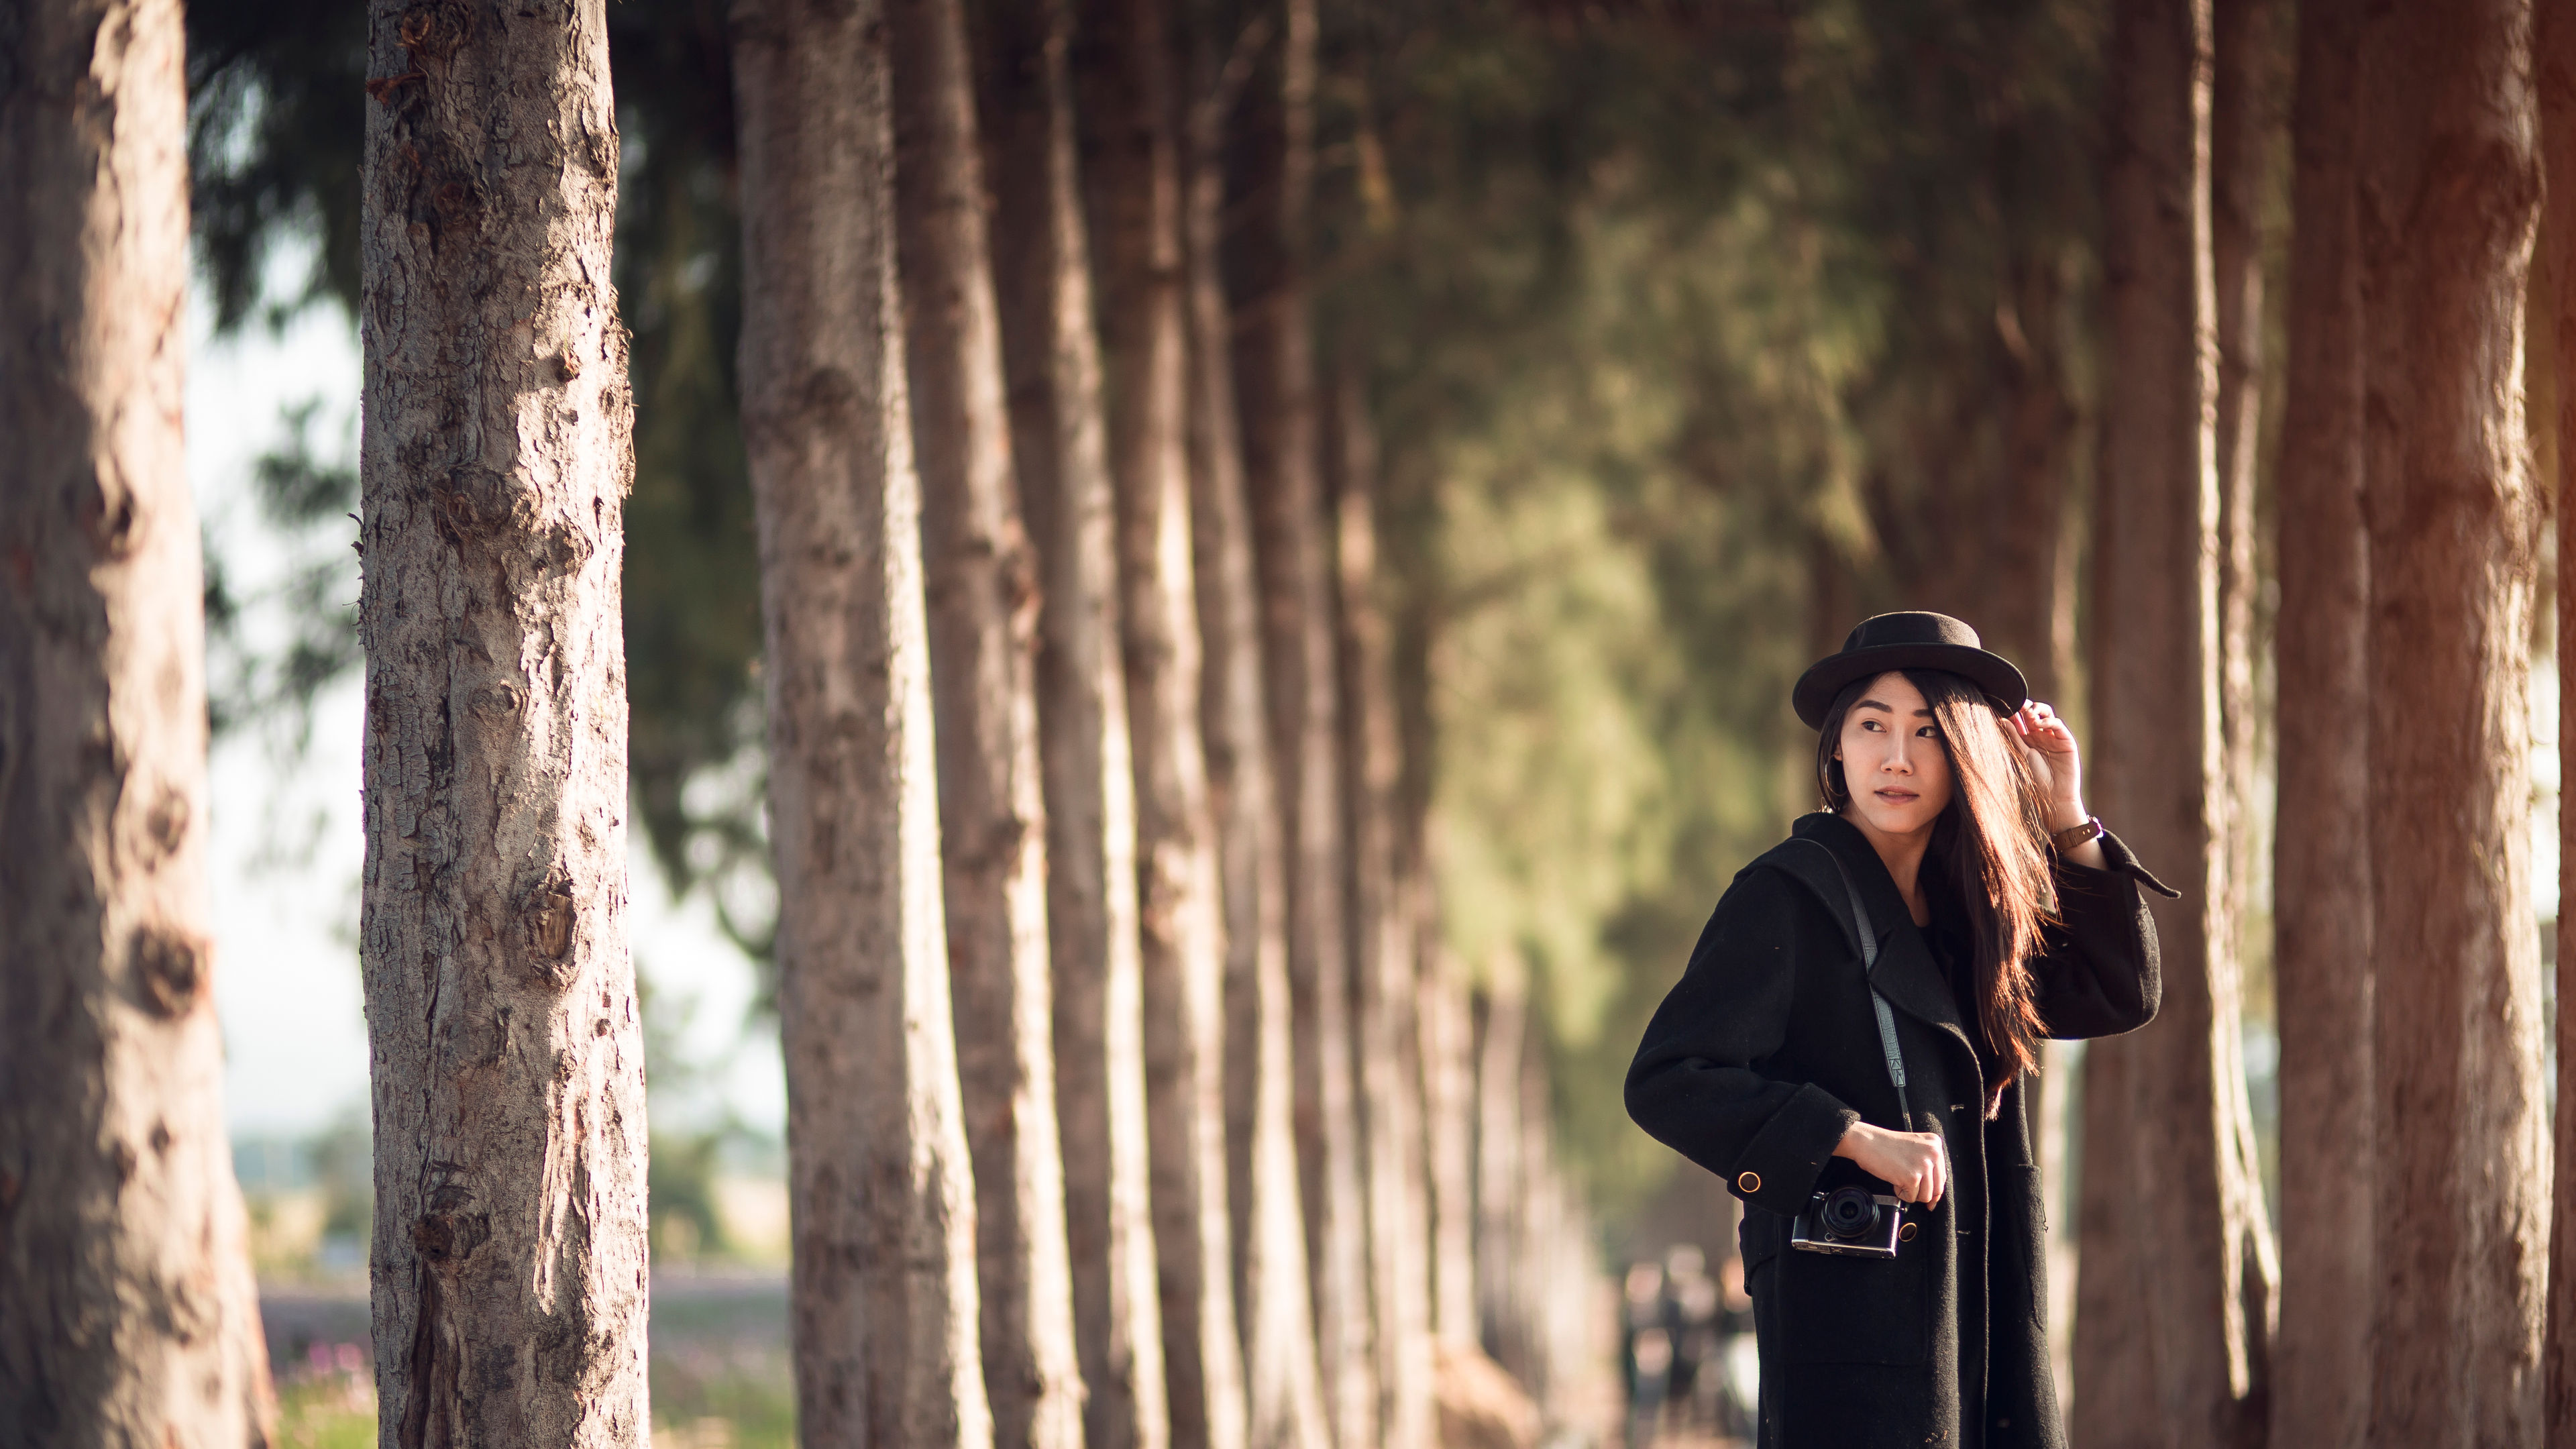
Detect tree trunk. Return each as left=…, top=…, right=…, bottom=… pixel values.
left=1181, top=8, right=1332, bottom=1443
left=1471, top=969, right=1534, bottom=1389
left=2358, top=1, right=2546, bottom=1442
left=1419, top=942, right=1478, bottom=1350
left=1087, top=1, right=1249, bottom=1443
left=1230, top=1, right=1378, bottom=1440
left=733, top=3, right=991, bottom=1442
left=892, top=0, right=1085, bottom=1442
left=1329, top=369, right=1435, bottom=1449
left=2544, top=5, right=2576, bottom=1441
left=2210, top=0, right=2284, bottom=1411
left=2070, top=0, right=2272, bottom=1444
left=981, top=6, right=1166, bottom=1446
left=2211, top=0, right=2272, bottom=1103
left=1989, top=251, right=2075, bottom=706
left=0, top=2, right=277, bottom=1438
left=352, top=1, right=651, bottom=1442
left=2270, top=0, right=2373, bottom=1440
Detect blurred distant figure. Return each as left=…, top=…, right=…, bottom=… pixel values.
left=1622, top=1260, right=1672, bottom=1448
left=1662, top=1246, right=1719, bottom=1432
left=1713, top=1253, right=1756, bottom=1440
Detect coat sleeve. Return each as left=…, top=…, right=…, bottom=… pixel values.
left=1624, top=867, right=1860, bottom=1218
left=2032, top=827, right=2174, bottom=1040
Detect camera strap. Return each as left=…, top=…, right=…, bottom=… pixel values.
left=1796, top=841, right=1911, bottom=1125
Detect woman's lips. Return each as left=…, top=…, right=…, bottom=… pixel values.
left=1875, top=789, right=1918, bottom=803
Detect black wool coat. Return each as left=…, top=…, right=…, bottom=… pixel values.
left=1625, top=812, right=2174, bottom=1449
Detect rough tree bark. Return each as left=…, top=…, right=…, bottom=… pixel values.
left=2070, top=0, right=2273, bottom=1444
left=1230, top=0, right=1379, bottom=1440
left=2357, top=0, right=2546, bottom=1443
left=892, top=0, right=1086, bottom=1441
left=983, top=5, right=1165, bottom=1446
left=352, top=0, right=651, bottom=1442
left=1329, top=369, right=1434, bottom=1449
left=733, top=1, right=991, bottom=1442
left=1181, top=7, right=1332, bottom=1443
left=1087, top=0, right=1250, bottom=1442
left=0, top=1, right=277, bottom=1438
left=2545, top=4, right=2576, bottom=1442
left=2270, top=0, right=2373, bottom=1441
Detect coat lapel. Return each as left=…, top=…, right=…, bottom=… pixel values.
left=1790, top=813, right=1971, bottom=1042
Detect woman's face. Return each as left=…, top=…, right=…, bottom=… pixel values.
left=1835, top=671, right=1954, bottom=839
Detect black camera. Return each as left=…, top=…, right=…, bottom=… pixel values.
left=1788, top=1165, right=1906, bottom=1259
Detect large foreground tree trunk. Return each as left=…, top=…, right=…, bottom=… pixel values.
left=1088, top=0, right=1247, bottom=1443
left=0, top=1, right=276, bottom=1437
left=2269, top=0, right=2373, bottom=1442
left=1183, top=8, right=1331, bottom=1444
left=733, top=3, right=991, bottom=1442
left=1231, top=1, right=1377, bottom=1440
left=2358, top=1, right=2546, bottom=1443
left=2070, top=0, right=2271, bottom=1444
left=892, top=0, right=1085, bottom=1442
left=979, top=1, right=1128, bottom=1444
left=2544, top=3, right=2576, bottom=1441
left=353, top=1, right=651, bottom=1441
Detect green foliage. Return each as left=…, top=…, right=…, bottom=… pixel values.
left=204, top=400, right=362, bottom=747
left=1316, top=0, right=2108, bottom=1225
left=187, top=0, right=774, bottom=965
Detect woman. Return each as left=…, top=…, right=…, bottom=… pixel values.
left=1625, top=611, right=2175, bottom=1449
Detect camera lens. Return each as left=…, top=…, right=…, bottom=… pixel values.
left=1819, top=1186, right=1880, bottom=1240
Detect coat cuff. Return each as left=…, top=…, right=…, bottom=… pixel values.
left=2067, top=826, right=2180, bottom=898
left=1725, top=1082, right=1860, bottom=1217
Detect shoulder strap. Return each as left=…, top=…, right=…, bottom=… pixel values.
left=1791, top=839, right=1911, bottom=1125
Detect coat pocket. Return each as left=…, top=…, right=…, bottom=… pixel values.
left=1771, top=1222, right=1931, bottom=1366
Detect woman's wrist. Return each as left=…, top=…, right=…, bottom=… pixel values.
left=2045, top=799, right=2088, bottom=834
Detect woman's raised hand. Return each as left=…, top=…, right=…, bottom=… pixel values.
left=2008, top=699, right=2085, bottom=826
left=1831, top=1120, right=1948, bottom=1207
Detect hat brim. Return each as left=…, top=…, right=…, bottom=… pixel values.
left=1792, top=645, right=2028, bottom=730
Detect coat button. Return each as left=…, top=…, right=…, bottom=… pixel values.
left=1736, top=1171, right=1761, bottom=1193
left=1900, top=1222, right=1919, bottom=1242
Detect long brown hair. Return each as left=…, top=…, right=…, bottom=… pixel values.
left=1813, top=669, right=2055, bottom=1114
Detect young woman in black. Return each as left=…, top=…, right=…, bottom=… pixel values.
left=1625, top=612, right=2175, bottom=1449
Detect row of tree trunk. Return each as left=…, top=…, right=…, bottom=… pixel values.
left=7, top=0, right=1618, bottom=1444
left=2072, top=0, right=2565, bottom=1446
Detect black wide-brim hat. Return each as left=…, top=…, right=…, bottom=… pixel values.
left=1792, top=611, right=2028, bottom=730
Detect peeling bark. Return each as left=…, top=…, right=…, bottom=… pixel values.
left=733, top=0, right=991, bottom=1441
left=354, top=0, right=650, bottom=1441
left=0, top=1, right=276, bottom=1439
